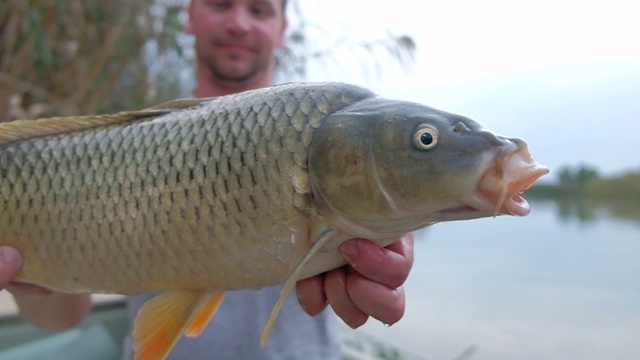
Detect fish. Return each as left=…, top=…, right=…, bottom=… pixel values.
left=0, top=82, right=548, bottom=359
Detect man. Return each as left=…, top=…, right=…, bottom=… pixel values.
left=1, top=0, right=414, bottom=358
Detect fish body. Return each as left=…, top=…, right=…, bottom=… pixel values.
left=2, top=83, right=372, bottom=294
left=0, top=82, right=548, bottom=359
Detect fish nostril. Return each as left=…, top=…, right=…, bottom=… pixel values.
left=453, top=122, right=470, bottom=134
left=512, top=138, right=526, bottom=147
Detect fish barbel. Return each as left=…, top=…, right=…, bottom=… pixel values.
left=0, top=82, right=548, bottom=359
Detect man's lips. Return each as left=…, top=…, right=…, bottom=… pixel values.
left=216, top=43, right=253, bottom=53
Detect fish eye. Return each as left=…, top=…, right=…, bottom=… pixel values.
left=413, top=126, right=439, bottom=150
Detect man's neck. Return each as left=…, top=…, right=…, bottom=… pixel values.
left=193, top=67, right=274, bottom=98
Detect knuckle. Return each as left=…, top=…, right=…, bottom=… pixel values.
left=385, top=261, right=411, bottom=289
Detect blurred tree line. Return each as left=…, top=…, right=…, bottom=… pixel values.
left=0, top=0, right=414, bottom=121
left=1, top=0, right=190, bottom=120
left=533, top=164, right=640, bottom=224
left=528, top=164, right=640, bottom=202
left=557, top=165, right=599, bottom=188
left=583, top=171, right=640, bottom=202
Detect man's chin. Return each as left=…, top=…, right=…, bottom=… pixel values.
left=210, top=65, right=261, bottom=85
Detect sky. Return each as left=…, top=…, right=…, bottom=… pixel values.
left=297, top=0, right=640, bottom=178
left=299, top=0, right=640, bottom=85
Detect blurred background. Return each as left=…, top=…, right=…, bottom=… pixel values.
left=1, top=0, right=639, bottom=359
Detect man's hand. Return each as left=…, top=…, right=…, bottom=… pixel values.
left=0, top=245, right=92, bottom=330
left=1, top=246, right=52, bottom=296
left=0, top=246, right=22, bottom=290
left=296, top=233, right=414, bottom=328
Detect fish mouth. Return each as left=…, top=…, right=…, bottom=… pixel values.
left=468, top=145, right=549, bottom=216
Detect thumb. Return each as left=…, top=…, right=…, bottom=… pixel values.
left=0, top=246, right=22, bottom=287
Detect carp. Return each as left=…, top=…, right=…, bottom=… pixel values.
left=0, top=82, right=548, bottom=359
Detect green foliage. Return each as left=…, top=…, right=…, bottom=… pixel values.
left=528, top=164, right=639, bottom=204
left=584, top=172, right=640, bottom=201
left=1, top=0, right=415, bottom=120
left=1, top=0, right=187, bottom=120
left=557, top=164, right=600, bottom=187
left=525, top=183, right=574, bottom=198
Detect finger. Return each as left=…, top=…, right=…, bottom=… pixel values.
left=385, top=233, right=415, bottom=260
left=6, top=281, right=53, bottom=297
left=347, top=272, right=406, bottom=326
left=324, top=267, right=367, bottom=328
left=0, top=246, right=22, bottom=287
left=340, top=234, right=414, bottom=289
left=296, top=275, right=328, bottom=316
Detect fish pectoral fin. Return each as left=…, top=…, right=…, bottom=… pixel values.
left=133, top=290, right=225, bottom=360
left=259, top=227, right=337, bottom=348
left=185, top=291, right=226, bottom=337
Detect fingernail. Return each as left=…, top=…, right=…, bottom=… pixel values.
left=0, top=247, right=20, bottom=265
left=341, top=241, right=358, bottom=257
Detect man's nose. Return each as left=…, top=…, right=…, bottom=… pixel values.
left=226, top=8, right=251, bottom=35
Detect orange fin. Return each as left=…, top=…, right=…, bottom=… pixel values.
left=0, top=97, right=212, bottom=146
left=133, top=290, right=226, bottom=360
left=259, top=227, right=337, bottom=348
left=185, top=291, right=226, bottom=337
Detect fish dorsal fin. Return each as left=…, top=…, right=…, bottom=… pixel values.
left=142, top=97, right=213, bottom=111
left=259, top=227, right=338, bottom=348
left=133, top=290, right=226, bottom=360
left=0, top=97, right=211, bottom=147
left=0, top=110, right=166, bottom=146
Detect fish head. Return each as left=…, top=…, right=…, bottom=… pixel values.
left=308, top=97, right=548, bottom=239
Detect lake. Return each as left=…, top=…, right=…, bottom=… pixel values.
left=350, top=199, right=640, bottom=360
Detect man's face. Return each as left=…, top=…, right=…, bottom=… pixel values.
left=187, top=0, right=287, bottom=85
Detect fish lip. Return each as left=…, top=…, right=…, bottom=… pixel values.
left=468, top=144, right=549, bottom=217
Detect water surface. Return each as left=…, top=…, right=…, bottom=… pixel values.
left=354, top=200, right=640, bottom=360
